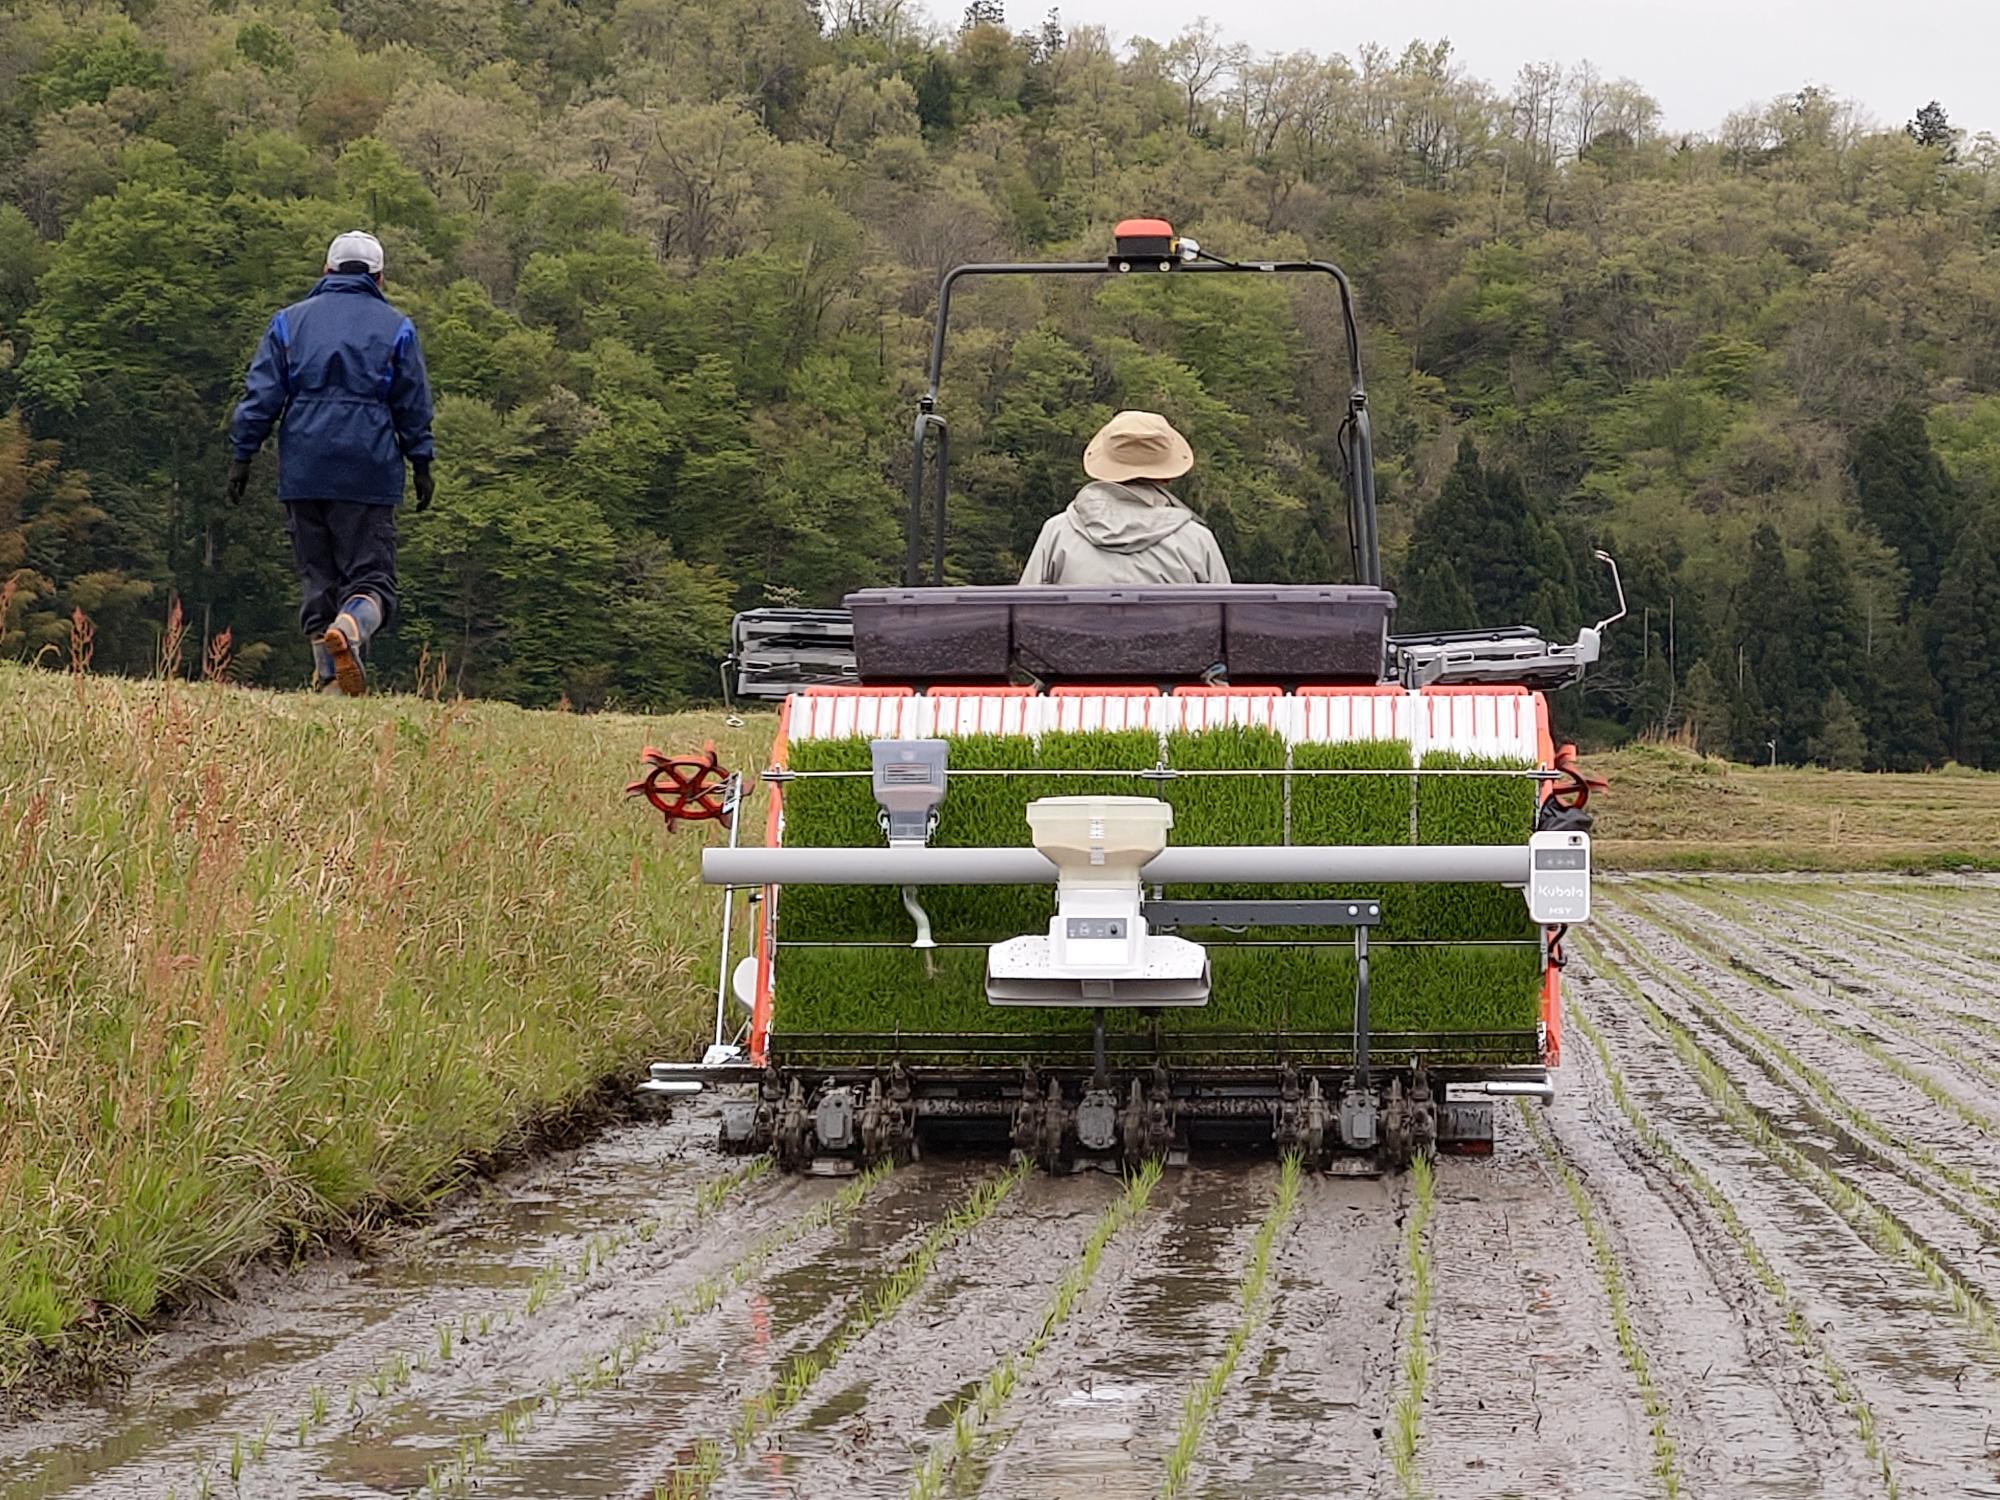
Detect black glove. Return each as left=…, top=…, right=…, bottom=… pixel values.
left=412, top=461, right=435, bottom=511
left=227, top=457, right=251, bottom=505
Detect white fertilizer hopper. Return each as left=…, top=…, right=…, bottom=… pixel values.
left=986, top=796, right=1210, bottom=1006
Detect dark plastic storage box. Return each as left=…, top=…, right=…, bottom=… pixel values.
left=1224, top=585, right=1393, bottom=679
left=842, top=584, right=1395, bottom=684
left=848, top=588, right=1012, bottom=681
left=1011, top=587, right=1223, bottom=678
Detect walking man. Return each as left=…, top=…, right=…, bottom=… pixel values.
left=228, top=230, right=434, bottom=695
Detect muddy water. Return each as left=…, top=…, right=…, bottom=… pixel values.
left=971, top=1166, right=1266, bottom=1498
left=1579, top=901, right=2000, bottom=1499
left=706, top=1170, right=1119, bottom=1499
left=10, top=876, right=2000, bottom=1499
left=0, top=1110, right=728, bottom=1499
left=1190, top=1173, right=1404, bottom=1498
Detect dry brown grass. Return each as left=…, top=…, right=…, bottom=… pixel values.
left=1591, top=744, right=2000, bottom=871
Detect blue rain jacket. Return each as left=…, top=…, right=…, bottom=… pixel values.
left=229, top=273, right=434, bottom=505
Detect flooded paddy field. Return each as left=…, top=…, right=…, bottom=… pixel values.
left=5, top=874, right=2000, bottom=1500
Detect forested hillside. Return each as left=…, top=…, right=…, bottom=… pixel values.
left=3, top=0, right=2000, bottom=766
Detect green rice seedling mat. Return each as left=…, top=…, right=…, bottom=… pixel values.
left=772, top=728, right=1542, bottom=1063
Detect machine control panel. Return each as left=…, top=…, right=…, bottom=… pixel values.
left=870, top=739, right=948, bottom=845
left=1527, top=830, right=1591, bottom=924
left=1065, top=917, right=1127, bottom=940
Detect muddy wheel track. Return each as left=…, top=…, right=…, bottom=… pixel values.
left=960, top=1165, right=1265, bottom=1497
left=431, top=1161, right=965, bottom=1500
left=713, top=1170, right=1124, bottom=1500
left=1543, top=987, right=1860, bottom=1498
left=1417, top=1111, right=1659, bottom=1496
left=1184, top=1172, right=1405, bottom=1499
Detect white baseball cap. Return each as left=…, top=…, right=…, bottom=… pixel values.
left=325, top=229, right=385, bottom=274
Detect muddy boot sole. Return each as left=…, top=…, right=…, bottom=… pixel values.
left=324, top=623, right=367, bottom=697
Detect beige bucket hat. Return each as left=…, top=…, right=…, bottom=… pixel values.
left=1082, top=410, right=1194, bottom=484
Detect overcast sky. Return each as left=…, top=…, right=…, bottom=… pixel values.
left=1044, top=0, right=1996, bottom=138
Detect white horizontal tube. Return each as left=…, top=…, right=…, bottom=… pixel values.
left=704, top=844, right=1531, bottom=886
left=1459, top=1080, right=1556, bottom=1099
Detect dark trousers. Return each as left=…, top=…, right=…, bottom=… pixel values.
left=284, top=500, right=398, bottom=637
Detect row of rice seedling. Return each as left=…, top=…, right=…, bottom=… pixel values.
left=774, top=726, right=1543, bottom=1059
left=1590, top=904, right=2000, bottom=1233
left=1580, top=930, right=2000, bottom=1366
left=191, top=1157, right=771, bottom=1496
left=1521, top=1103, right=1681, bottom=1497
left=1629, top=882, right=2000, bottom=1120
left=649, top=1165, right=1030, bottom=1499
left=906, top=1161, right=1165, bottom=1500
left=1562, top=998, right=1898, bottom=1498
left=418, top=1165, right=891, bottom=1498
left=1160, top=1157, right=1303, bottom=1496
left=1386, top=1155, right=1436, bottom=1499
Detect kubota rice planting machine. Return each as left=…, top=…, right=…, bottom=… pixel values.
left=633, top=221, right=1617, bottom=1174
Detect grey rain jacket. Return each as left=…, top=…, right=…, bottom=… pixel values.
left=1018, top=480, right=1231, bottom=586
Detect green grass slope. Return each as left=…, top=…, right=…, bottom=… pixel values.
left=0, top=662, right=758, bottom=1385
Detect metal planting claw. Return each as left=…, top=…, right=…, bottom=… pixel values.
left=626, top=743, right=734, bottom=830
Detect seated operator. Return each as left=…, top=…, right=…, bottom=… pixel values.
left=1019, top=410, right=1231, bottom=585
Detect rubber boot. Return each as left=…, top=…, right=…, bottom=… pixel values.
left=324, top=593, right=382, bottom=698
left=310, top=636, right=339, bottom=693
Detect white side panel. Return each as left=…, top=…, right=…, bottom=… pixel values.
left=1292, top=691, right=1412, bottom=750
left=928, top=693, right=1031, bottom=739
left=1041, top=692, right=1160, bottom=735
left=1156, top=693, right=1287, bottom=735
left=1416, top=691, right=1539, bottom=761
left=787, top=692, right=930, bottom=743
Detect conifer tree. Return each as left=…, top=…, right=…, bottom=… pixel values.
left=1807, top=689, right=1866, bottom=769
left=1932, top=514, right=2000, bottom=768
left=1737, top=524, right=1800, bottom=758
left=1679, top=657, right=1730, bottom=755
left=1849, top=402, right=1959, bottom=600
left=1864, top=620, right=1948, bottom=771
left=1792, top=523, right=1866, bottom=746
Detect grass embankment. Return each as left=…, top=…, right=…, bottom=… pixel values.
left=0, top=662, right=759, bottom=1388
left=1591, top=744, right=2000, bottom=872
left=776, top=730, right=1542, bottom=1057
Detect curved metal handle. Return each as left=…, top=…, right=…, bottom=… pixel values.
left=1591, top=549, right=1627, bottom=634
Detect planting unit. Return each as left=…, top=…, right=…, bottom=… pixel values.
left=652, top=681, right=1598, bottom=1173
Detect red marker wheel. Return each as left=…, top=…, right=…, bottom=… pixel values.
left=627, top=743, right=733, bottom=829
